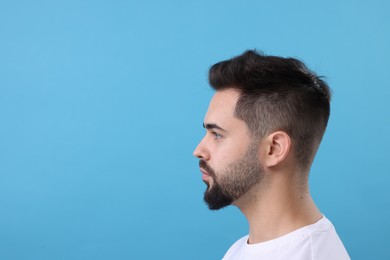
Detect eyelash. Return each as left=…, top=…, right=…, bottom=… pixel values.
left=212, top=132, right=223, bottom=139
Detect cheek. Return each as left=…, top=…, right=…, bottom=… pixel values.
left=211, top=146, right=245, bottom=171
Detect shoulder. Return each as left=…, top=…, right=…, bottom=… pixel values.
left=309, top=217, right=350, bottom=260
left=221, top=217, right=350, bottom=260
left=222, top=235, right=248, bottom=260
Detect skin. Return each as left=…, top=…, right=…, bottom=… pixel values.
left=193, top=89, right=322, bottom=244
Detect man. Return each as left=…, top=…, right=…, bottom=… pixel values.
left=193, top=50, right=350, bottom=259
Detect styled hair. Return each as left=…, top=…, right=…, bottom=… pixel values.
left=209, top=50, right=331, bottom=170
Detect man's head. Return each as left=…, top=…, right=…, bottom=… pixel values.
left=194, top=50, right=331, bottom=210
left=195, top=89, right=265, bottom=210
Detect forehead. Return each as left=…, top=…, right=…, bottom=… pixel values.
left=204, top=89, right=241, bottom=125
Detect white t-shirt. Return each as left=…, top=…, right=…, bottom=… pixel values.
left=222, top=216, right=350, bottom=260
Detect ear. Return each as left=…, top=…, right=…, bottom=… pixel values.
left=262, top=131, right=291, bottom=168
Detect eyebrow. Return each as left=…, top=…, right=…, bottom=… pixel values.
left=203, top=123, right=228, bottom=132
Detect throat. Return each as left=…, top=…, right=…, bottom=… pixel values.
left=237, top=187, right=322, bottom=244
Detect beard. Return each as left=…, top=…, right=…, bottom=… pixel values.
left=200, top=142, right=264, bottom=210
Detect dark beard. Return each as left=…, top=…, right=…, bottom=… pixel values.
left=200, top=142, right=264, bottom=210
left=204, top=179, right=233, bottom=210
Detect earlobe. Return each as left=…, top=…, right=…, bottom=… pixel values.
left=264, top=131, right=291, bottom=167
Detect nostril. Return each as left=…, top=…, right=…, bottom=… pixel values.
left=193, top=150, right=202, bottom=159
left=193, top=138, right=209, bottom=160
left=193, top=146, right=205, bottom=159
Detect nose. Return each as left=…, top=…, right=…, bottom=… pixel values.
left=193, top=137, right=210, bottom=161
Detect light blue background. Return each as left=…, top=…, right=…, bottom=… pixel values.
left=0, top=0, right=389, bottom=259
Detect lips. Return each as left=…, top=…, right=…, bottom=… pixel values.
left=200, top=168, right=211, bottom=181
left=200, top=168, right=209, bottom=175
left=199, top=160, right=215, bottom=182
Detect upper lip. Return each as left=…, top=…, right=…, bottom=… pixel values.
left=200, top=168, right=209, bottom=175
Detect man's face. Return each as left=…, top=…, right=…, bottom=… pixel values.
left=193, top=89, right=264, bottom=210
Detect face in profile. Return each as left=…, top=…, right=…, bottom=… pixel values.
left=193, top=89, right=265, bottom=210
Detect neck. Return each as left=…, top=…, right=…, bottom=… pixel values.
left=234, top=171, right=322, bottom=244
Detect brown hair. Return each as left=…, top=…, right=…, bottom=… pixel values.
left=209, top=50, right=331, bottom=170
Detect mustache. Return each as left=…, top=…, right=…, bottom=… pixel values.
left=199, top=160, right=216, bottom=177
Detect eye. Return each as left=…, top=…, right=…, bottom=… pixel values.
left=212, top=131, right=223, bottom=139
